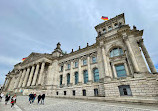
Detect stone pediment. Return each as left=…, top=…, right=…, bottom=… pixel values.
left=21, top=52, right=45, bottom=66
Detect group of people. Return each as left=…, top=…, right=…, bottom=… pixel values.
left=29, top=92, right=36, bottom=104
left=0, top=92, right=17, bottom=108
left=29, top=92, right=45, bottom=105
left=0, top=92, right=46, bottom=108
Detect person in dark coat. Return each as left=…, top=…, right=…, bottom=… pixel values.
left=29, top=92, right=34, bottom=104
left=5, top=94, right=10, bottom=105
left=41, top=94, right=45, bottom=105
left=32, top=92, right=36, bottom=103
left=37, top=94, right=41, bottom=104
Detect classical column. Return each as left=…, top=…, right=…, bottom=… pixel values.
left=123, top=36, right=140, bottom=73
left=22, top=67, right=31, bottom=87
left=32, top=63, right=40, bottom=86
left=70, top=61, right=73, bottom=85
left=37, top=62, right=45, bottom=85
left=124, top=62, right=130, bottom=76
left=14, top=70, right=23, bottom=89
left=4, top=78, right=10, bottom=91
left=27, top=65, right=35, bottom=86
left=111, top=23, right=115, bottom=29
left=78, top=58, right=83, bottom=83
left=112, top=63, right=117, bottom=78
left=18, top=69, right=26, bottom=88
left=139, top=40, right=157, bottom=73
left=2, top=78, right=7, bottom=91
left=87, top=56, right=92, bottom=82
left=101, top=46, right=110, bottom=77
left=124, top=49, right=134, bottom=75
left=62, top=64, right=66, bottom=86
left=106, top=56, right=113, bottom=78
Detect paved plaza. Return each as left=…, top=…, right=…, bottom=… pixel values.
left=0, top=96, right=158, bottom=111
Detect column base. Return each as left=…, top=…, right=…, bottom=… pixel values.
left=77, top=82, right=83, bottom=85
left=104, top=77, right=112, bottom=82
left=99, top=78, right=105, bottom=83
left=87, top=80, right=93, bottom=84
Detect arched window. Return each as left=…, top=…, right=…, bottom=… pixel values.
left=114, top=23, right=118, bottom=28
left=103, top=28, right=106, bottom=33
left=110, top=48, right=123, bottom=57
left=83, top=70, right=88, bottom=84
left=119, top=22, right=122, bottom=26
left=67, top=73, right=70, bottom=85
left=93, top=68, right=99, bottom=82
left=98, top=32, right=101, bottom=36
left=75, top=72, right=78, bottom=85
left=108, top=26, right=112, bottom=31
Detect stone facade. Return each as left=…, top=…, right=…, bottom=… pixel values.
left=2, top=13, right=158, bottom=103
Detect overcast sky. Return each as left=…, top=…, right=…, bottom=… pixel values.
left=0, top=0, right=158, bottom=85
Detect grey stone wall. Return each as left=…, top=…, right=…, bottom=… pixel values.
left=104, top=73, right=158, bottom=98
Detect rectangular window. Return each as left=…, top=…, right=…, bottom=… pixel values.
left=84, top=70, right=88, bottom=84
left=118, top=85, right=132, bottom=96
left=67, top=74, right=70, bottom=85
left=60, top=75, right=63, bottom=86
left=75, top=72, right=78, bottom=85
left=56, top=92, right=58, bottom=95
left=115, top=64, right=127, bottom=77
left=60, top=66, right=63, bottom=71
left=82, top=90, right=86, bottom=96
left=83, top=59, right=87, bottom=65
left=94, top=89, right=98, bottom=96
left=92, top=57, right=96, bottom=63
left=73, top=90, right=75, bottom=96
left=74, top=62, right=78, bottom=68
left=67, top=64, right=70, bottom=69
left=64, top=91, right=66, bottom=95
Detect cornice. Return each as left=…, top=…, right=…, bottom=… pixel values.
left=58, top=43, right=97, bottom=60
left=127, top=29, right=143, bottom=37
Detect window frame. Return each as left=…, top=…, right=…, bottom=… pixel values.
left=110, top=48, right=123, bottom=58
left=118, top=85, right=132, bottom=96
left=74, top=61, right=78, bottom=68
left=83, top=70, right=88, bottom=84
left=92, top=56, right=97, bottom=63
left=75, top=72, right=78, bottom=85
left=93, top=68, right=99, bottom=82
left=60, top=66, right=63, bottom=71
left=67, top=64, right=70, bottom=69
left=60, top=75, right=63, bottom=86
left=67, top=73, right=70, bottom=85
left=108, top=26, right=112, bottom=31
left=83, top=59, right=87, bottom=65
left=115, top=64, right=127, bottom=77
left=82, top=89, right=86, bottom=96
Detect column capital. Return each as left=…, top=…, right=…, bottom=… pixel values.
left=122, top=35, right=128, bottom=41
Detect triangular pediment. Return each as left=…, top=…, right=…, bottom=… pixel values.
left=21, top=52, right=44, bottom=66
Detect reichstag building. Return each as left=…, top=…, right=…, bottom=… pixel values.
left=2, top=13, right=158, bottom=103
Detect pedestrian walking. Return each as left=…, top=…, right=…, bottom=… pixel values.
left=41, top=94, right=45, bottom=105
left=11, top=95, right=16, bottom=108
left=32, top=92, right=36, bottom=103
left=5, top=94, right=10, bottom=105
left=29, top=92, right=33, bottom=104
left=13, top=94, right=17, bottom=103
left=0, top=93, right=3, bottom=102
left=37, top=94, right=41, bottom=104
